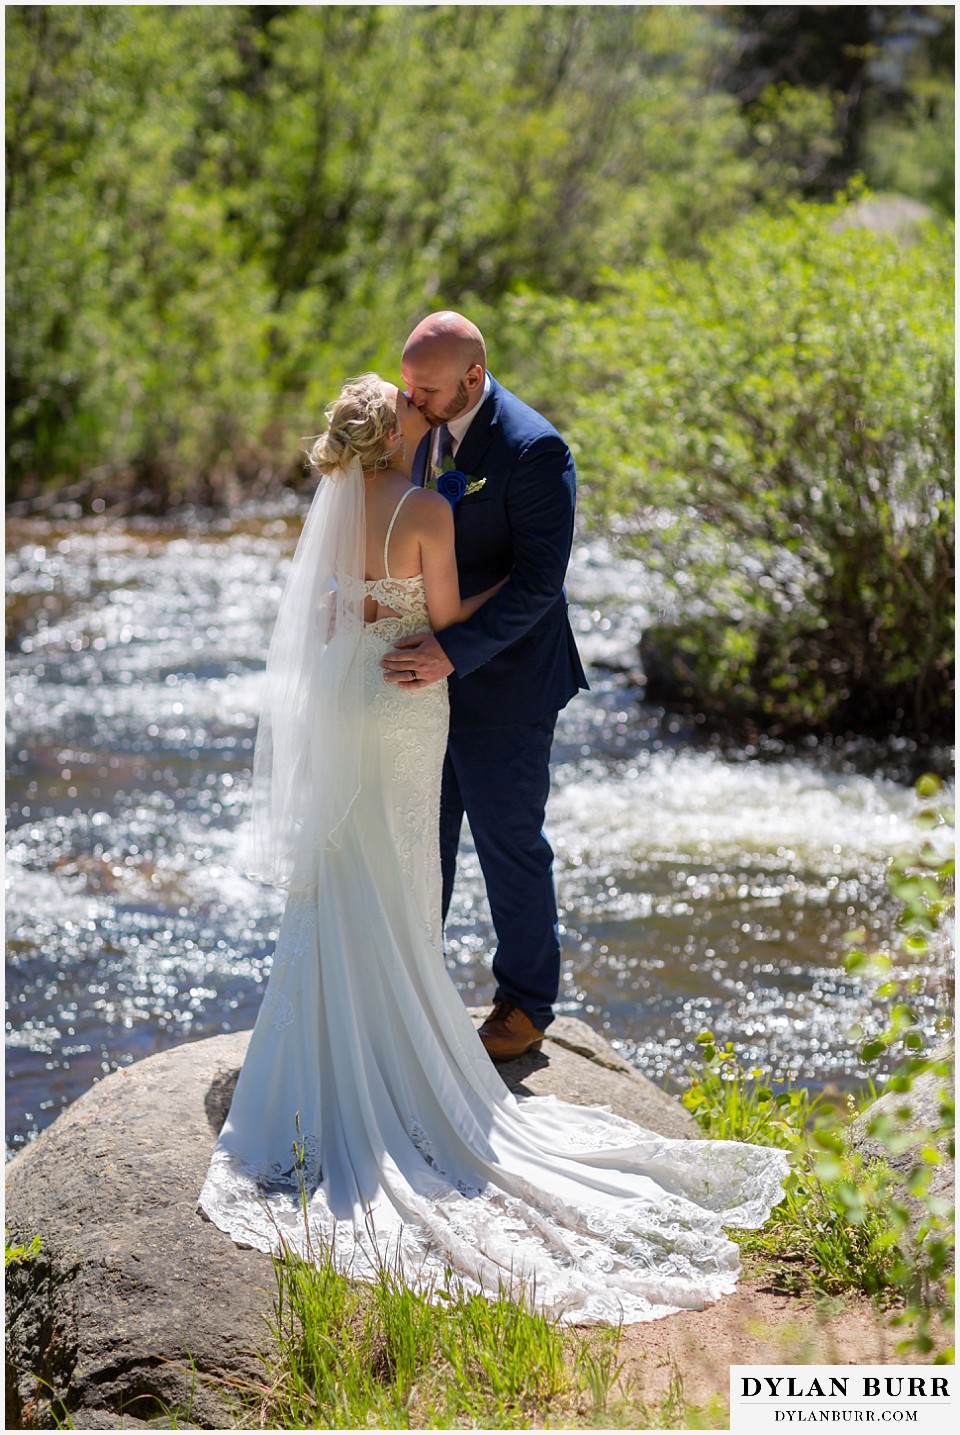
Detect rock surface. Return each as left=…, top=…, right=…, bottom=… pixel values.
left=5, top=1013, right=697, bottom=1430
left=831, top=192, right=937, bottom=238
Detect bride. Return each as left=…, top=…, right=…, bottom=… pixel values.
left=199, top=374, right=788, bottom=1324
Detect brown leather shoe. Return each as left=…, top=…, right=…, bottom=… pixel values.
left=478, top=1002, right=546, bottom=1063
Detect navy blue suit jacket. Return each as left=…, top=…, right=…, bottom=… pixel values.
left=413, top=375, right=588, bottom=732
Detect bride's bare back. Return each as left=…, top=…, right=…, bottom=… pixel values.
left=362, top=468, right=494, bottom=632
left=363, top=472, right=424, bottom=581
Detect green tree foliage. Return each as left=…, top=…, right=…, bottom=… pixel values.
left=7, top=3, right=760, bottom=506
left=721, top=2, right=876, bottom=188
left=6, top=5, right=953, bottom=512
left=6, top=5, right=277, bottom=502
left=5, top=8, right=954, bottom=736
left=864, top=6, right=955, bottom=216
left=721, top=4, right=955, bottom=207
left=504, top=200, right=953, bottom=738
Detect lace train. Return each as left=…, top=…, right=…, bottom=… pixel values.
left=201, top=1119, right=788, bottom=1325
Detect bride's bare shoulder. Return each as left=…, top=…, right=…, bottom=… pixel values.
left=403, top=487, right=453, bottom=533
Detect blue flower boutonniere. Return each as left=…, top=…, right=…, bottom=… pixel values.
left=426, top=455, right=487, bottom=509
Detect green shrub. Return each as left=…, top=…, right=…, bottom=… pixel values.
left=844, top=774, right=954, bottom=1360
left=505, top=197, right=954, bottom=738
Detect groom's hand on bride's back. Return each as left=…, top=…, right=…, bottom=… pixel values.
left=381, top=632, right=454, bottom=688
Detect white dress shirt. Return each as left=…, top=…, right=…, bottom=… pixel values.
left=434, top=371, right=492, bottom=463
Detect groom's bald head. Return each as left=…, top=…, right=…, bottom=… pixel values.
left=403, top=311, right=486, bottom=371
left=402, top=312, right=487, bottom=426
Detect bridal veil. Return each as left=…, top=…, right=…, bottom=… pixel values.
left=249, top=457, right=366, bottom=890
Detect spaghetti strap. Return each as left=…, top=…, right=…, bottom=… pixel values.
left=383, top=488, right=416, bottom=578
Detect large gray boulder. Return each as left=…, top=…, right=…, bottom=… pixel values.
left=4, top=1014, right=697, bottom=1430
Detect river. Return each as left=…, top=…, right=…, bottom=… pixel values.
left=5, top=507, right=951, bottom=1157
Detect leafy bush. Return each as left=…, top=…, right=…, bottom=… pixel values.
left=682, top=1035, right=904, bottom=1301
left=506, top=198, right=954, bottom=738
left=844, top=774, right=954, bottom=1360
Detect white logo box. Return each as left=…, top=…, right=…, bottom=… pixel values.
left=730, top=1365, right=953, bottom=1434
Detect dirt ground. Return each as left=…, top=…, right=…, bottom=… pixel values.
left=613, top=1278, right=952, bottom=1421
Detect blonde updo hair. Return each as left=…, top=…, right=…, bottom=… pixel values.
left=308, top=373, right=398, bottom=476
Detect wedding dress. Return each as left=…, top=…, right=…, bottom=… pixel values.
left=199, top=487, right=788, bottom=1325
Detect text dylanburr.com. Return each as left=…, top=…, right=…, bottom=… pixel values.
left=730, top=1367, right=953, bottom=1433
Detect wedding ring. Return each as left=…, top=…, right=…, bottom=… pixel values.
left=409, top=670, right=417, bottom=681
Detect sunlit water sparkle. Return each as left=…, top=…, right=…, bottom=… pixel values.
left=5, top=513, right=951, bottom=1156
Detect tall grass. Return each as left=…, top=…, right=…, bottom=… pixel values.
left=229, top=1233, right=708, bottom=1430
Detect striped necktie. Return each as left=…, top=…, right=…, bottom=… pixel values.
left=435, top=423, right=455, bottom=469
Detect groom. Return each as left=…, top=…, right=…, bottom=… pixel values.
left=382, top=312, right=588, bottom=1061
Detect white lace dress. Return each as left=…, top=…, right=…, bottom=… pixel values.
left=199, top=492, right=789, bottom=1324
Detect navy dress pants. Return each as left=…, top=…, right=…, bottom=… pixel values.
left=439, top=716, right=560, bottom=1032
